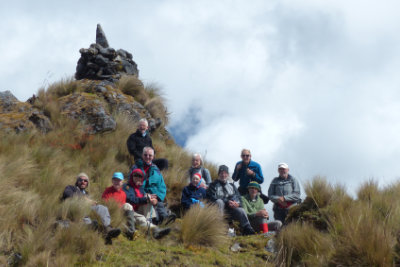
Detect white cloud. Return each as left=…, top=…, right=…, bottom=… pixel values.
left=1, top=0, right=400, bottom=197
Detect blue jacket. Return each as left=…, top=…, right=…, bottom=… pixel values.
left=232, top=160, right=264, bottom=191
left=181, top=184, right=207, bottom=210
left=122, top=182, right=147, bottom=206
left=131, top=160, right=167, bottom=202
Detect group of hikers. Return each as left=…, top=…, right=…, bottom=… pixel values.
left=60, top=118, right=301, bottom=244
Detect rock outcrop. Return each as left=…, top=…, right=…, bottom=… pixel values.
left=0, top=91, right=53, bottom=133
left=75, top=24, right=139, bottom=81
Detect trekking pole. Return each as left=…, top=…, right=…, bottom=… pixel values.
left=146, top=196, right=153, bottom=242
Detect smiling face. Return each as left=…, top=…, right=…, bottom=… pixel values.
left=112, top=178, right=123, bottom=191
left=191, top=175, right=201, bottom=186
left=218, top=171, right=229, bottom=183
left=192, top=155, right=201, bottom=168
left=138, top=121, right=148, bottom=134
left=278, top=167, right=289, bottom=179
left=248, top=187, right=258, bottom=199
left=142, top=148, right=154, bottom=165
left=241, top=150, right=251, bottom=164
left=132, top=173, right=144, bottom=187
left=77, top=176, right=89, bottom=189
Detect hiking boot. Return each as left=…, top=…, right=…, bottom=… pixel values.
left=164, top=213, right=176, bottom=226
left=124, top=230, right=136, bottom=241
left=153, top=227, right=171, bottom=239
left=242, top=226, right=256, bottom=236
left=104, top=226, right=121, bottom=245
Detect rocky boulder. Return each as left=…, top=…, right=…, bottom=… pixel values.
left=75, top=24, right=139, bottom=81
left=0, top=91, right=53, bottom=133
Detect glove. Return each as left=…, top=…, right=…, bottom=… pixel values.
left=191, top=198, right=199, bottom=204
left=199, top=201, right=204, bottom=208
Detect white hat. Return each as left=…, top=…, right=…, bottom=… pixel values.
left=278, top=163, right=289, bottom=169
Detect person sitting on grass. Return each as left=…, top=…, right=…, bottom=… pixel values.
left=122, top=168, right=171, bottom=239
left=187, top=153, right=212, bottom=187
left=241, top=182, right=282, bottom=233
left=129, top=146, right=176, bottom=225
left=181, top=173, right=207, bottom=211
left=101, top=172, right=136, bottom=240
left=61, top=172, right=121, bottom=244
left=206, top=165, right=256, bottom=235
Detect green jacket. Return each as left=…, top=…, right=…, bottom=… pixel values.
left=241, top=194, right=264, bottom=218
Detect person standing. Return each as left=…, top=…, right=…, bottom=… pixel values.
left=268, top=163, right=301, bottom=223
left=232, top=149, right=264, bottom=196
left=126, top=118, right=168, bottom=170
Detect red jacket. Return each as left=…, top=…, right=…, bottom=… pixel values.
left=102, top=186, right=126, bottom=207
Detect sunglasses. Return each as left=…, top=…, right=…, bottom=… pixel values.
left=241, top=154, right=250, bottom=157
left=78, top=178, right=88, bottom=183
left=143, top=154, right=153, bottom=157
left=133, top=174, right=143, bottom=178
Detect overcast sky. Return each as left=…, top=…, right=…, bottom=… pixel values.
left=2, top=0, right=400, bottom=195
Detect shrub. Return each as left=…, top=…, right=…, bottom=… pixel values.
left=180, top=204, right=228, bottom=248
left=117, top=75, right=147, bottom=104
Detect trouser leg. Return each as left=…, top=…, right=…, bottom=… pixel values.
left=249, top=216, right=268, bottom=232
left=124, top=210, right=136, bottom=234
left=268, top=220, right=282, bottom=232
left=215, top=199, right=225, bottom=214
left=227, top=207, right=251, bottom=229
left=91, top=204, right=111, bottom=227
left=155, top=202, right=169, bottom=224
left=273, top=205, right=289, bottom=223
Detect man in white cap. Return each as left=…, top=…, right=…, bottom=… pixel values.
left=268, top=163, right=301, bottom=223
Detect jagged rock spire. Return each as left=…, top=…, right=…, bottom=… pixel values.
left=96, top=24, right=109, bottom=48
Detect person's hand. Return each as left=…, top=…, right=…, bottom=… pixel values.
left=256, top=209, right=269, bottom=218
left=228, top=200, right=239, bottom=208
left=149, top=195, right=158, bottom=205
left=199, top=201, right=205, bottom=208
left=191, top=198, right=199, bottom=204
left=236, top=163, right=242, bottom=171
left=278, top=196, right=285, bottom=203
left=246, top=168, right=255, bottom=176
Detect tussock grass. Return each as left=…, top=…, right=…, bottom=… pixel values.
left=117, top=75, right=147, bottom=104
left=275, top=222, right=333, bottom=266
left=304, top=176, right=335, bottom=209
left=180, top=204, right=229, bottom=248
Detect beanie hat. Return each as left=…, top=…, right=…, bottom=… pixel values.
left=247, top=181, right=261, bottom=191
left=112, top=172, right=124, bottom=180
left=218, top=165, right=229, bottom=174
left=192, top=172, right=202, bottom=181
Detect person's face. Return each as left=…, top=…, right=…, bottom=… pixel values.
left=248, top=187, right=258, bottom=199
left=138, top=121, right=148, bottom=134
left=218, top=171, right=229, bottom=183
left=192, top=156, right=201, bottom=168
left=278, top=168, right=289, bottom=179
left=143, top=150, right=154, bottom=165
left=112, top=178, right=123, bottom=190
left=241, top=151, right=251, bottom=164
left=191, top=175, right=201, bottom=186
left=132, top=173, right=144, bottom=186
left=77, top=176, right=89, bottom=189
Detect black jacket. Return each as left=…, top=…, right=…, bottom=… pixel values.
left=206, top=180, right=242, bottom=205
left=61, top=185, right=88, bottom=201
left=126, top=130, right=153, bottom=160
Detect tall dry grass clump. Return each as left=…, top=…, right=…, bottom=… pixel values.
left=304, top=176, right=335, bottom=209
left=275, top=222, right=333, bottom=266
left=180, top=204, right=228, bottom=248
left=117, top=75, right=147, bottom=104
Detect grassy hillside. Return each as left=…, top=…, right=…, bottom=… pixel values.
left=1, top=76, right=400, bottom=266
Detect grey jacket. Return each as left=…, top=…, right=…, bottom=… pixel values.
left=187, top=166, right=212, bottom=185
left=268, top=174, right=301, bottom=204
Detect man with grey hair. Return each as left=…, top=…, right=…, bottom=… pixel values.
left=126, top=118, right=168, bottom=171
left=268, top=163, right=301, bottom=223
